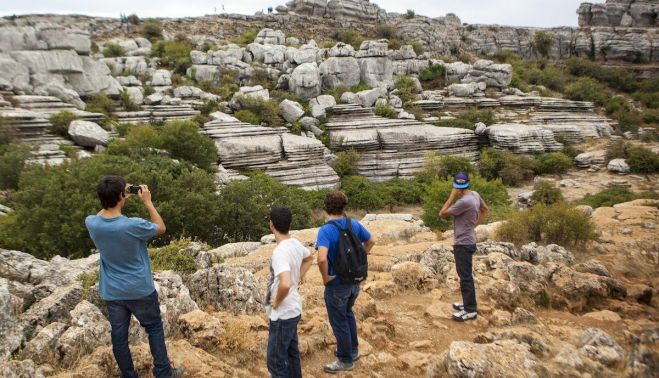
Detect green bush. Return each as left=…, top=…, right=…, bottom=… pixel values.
left=564, top=77, right=608, bottom=106
left=141, top=20, right=162, bottom=41
left=374, top=103, right=397, bottom=118
left=0, top=154, right=225, bottom=258
left=578, top=187, right=636, bottom=208
left=375, top=25, right=396, bottom=39
left=530, top=181, right=564, bottom=205
left=234, top=96, right=282, bottom=127
left=216, top=172, right=314, bottom=242
left=90, top=41, right=99, bottom=54
left=479, top=148, right=536, bottom=186
left=380, top=179, right=427, bottom=207
left=534, top=152, right=572, bottom=175
left=422, top=175, right=511, bottom=231
left=151, top=40, right=192, bottom=74
left=159, top=120, right=218, bottom=171
left=417, top=153, right=475, bottom=182
left=149, top=238, right=200, bottom=273
left=351, top=82, right=370, bottom=93
left=496, top=203, right=596, bottom=247
left=395, top=75, right=419, bottom=104
left=526, top=64, right=566, bottom=92
left=77, top=269, right=99, bottom=300
left=387, top=39, right=402, bottom=51
left=626, top=145, right=659, bottom=174
left=49, top=111, right=78, bottom=136
left=435, top=118, right=474, bottom=129
left=102, top=43, right=125, bottom=57
left=126, top=14, right=140, bottom=25
left=419, top=64, right=446, bottom=82
left=334, top=30, right=364, bottom=50
left=332, top=150, right=360, bottom=177
left=566, top=58, right=639, bottom=93
left=606, top=139, right=629, bottom=161
left=613, top=110, right=642, bottom=133
left=341, top=176, right=388, bottom=211
left=405, top=9, right=415, bottom=19
left=233, top=29, right=259, bottom=46
left=408, top=40, right=424, bottom=56
left=533, top=32, right=554, bottom=58
left=0, top=118, right=15, bottom=145
left=198, top=99, right=219, bottom=116
left=119, top=90, right=140, bottom=111
left=0, top=144, right=31, bottom=190
left=107, top=125, right=161, bottom=157
left=85, top=93, right=116, bottom=116
left=115, top=123, right=135, bottom=137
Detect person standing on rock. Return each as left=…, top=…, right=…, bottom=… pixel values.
left=316, top=191, right=376, bottom=373
left=439, top=172, right=489, bottom=322
left=85, top=176, right=184, bottom=378
left=265, top=206, right=314, bottom=378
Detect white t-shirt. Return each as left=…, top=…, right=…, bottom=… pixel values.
left=265, top=238, right=311, bottom=321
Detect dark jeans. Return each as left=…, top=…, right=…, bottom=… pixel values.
left=324, top=283, right=360, bottom=364
left=267, top=315, right=302, bottom=378
left=454, top=244, right=477, bottom=313
left=106, top=290, right=173, bottom=378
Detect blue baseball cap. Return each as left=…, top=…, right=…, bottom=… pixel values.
left=453, top=172, right=470, bottom=189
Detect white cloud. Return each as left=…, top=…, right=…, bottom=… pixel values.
left=0, top=0, right=604, bottom=27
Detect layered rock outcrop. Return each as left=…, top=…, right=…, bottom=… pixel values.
left=578, top=0, right=658, bottom=27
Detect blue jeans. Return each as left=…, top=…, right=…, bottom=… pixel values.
left=324, top=284, right=360, bottom=364
left=106, top=290, right=173, bottom=378
left=267, top=315, right=302, bottom=378
left=454, top=244, right=477, bottom=313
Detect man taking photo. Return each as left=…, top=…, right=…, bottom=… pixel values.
left=85, top=176, right=184, bottom=378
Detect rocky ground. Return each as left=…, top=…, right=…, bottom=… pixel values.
left=1, top=196, right=657, bottom=377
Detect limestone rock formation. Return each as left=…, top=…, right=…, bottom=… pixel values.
left=289, top=62, right=321, bottom=100
left=578, top=0, right=658, bottom=27
left=285, top=0, right=387, bottom=21
left=187, top=264, right=262, bottom=314
left=67, top=120, right=110, bottom=147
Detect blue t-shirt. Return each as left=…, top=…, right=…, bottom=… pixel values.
left=85, top=215, right=158, bottom=301
left=315, top=217, right=371, bottom=286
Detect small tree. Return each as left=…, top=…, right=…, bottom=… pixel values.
left=534, top=152, right=573, bottom=175
left=626, top=145, right=659, bottom=174
left=141, top=20, right=163, bottom=41
left=49, top=111, right=78, bottom=136
left=533, top=31, right=554, bottom=58
left=530, top=181, right=564, bottom=205
left=405, top=9, right=415, bottom=19
left=332, top=150, right=361, bottom=177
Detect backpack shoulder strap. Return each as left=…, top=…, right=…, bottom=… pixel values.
left=325, top=218, right=347, bottom=231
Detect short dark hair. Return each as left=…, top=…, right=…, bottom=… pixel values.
left=270, top=207, right=292, bottom=234
left=97, top=176, right=126, bottom=209
left=324, top=191, right=347, bottom=215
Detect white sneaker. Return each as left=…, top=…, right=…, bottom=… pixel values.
left=452, top=309, right=477, bottom=322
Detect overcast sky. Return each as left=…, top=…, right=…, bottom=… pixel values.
left=0, top=0, right=603, bottom=27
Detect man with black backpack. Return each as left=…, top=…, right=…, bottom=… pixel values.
left=315, top=191, right=376, bottom=373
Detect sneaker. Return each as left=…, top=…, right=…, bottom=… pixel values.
left=452, top=303, right=464, bottom=311
left=324, top=360, right=355, bottom=373
left=171, top=366, right=185, bottom=378
left=334, top=350, right=360, bottom=362
left=452, top=310, right=477, bottom=322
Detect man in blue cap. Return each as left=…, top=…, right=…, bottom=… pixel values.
left=439, top=172, right=489, bottom=321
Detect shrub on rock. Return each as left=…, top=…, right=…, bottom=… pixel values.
left=534, top=152, right=572, bottom=175
left=417, top=153, right=475, bottom=182
left=0, top=144, right=31, bottom=190
left=102, top=43, right=124, bottom=58
left=141, top=20, right=163, bottom=41
left=626, top=145, right=659, bottom=174
left=332, top=150, right=360, bottom=177
left=530, top=181, right=564, bottom=205
left=479, top=148, right=536, bottom=186
left=50, top=111, right=79, bottom=136
left=159, top=120, right=218, bottom=172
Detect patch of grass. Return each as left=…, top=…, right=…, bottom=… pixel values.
left=102, top=43, right=124, bottom=58
left=419, top=64, right=446, bottom=83
left=374, top=103, right=397, bottom=118
left=232, top=29, right=259, bottom=46
left=626, top=145, right=659, bottom=174
left=534, top=152, right=572, bottom=175
left=77, top=270, right=99, bottom=300
left=149, top=238, right=200, bottom=273
left=333, top=30, right=364, bottom=50
left=577, top=187, right=636, bottom=208
left=49, top=111, right=78, bottom=136
left=151, top=40, right=193, bottom=74
left=85, top=93, right=116, bottom=116
left=408, top=40, right=424, bottom=55
left=480, top=148, right=536, bottom=187
left=394, top=75, right=418, bottom=105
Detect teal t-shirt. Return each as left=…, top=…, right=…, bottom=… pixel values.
left=85, top=214, right=158, bottom=301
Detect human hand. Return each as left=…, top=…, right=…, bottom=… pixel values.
left=138, top=185, right=152, bottom=204
left=270, top=295, right=277, bottom=309
left=323, top=275, right=336, bottom=285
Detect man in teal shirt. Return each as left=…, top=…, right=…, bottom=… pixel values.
left=85, top=176, right=184, bottom=378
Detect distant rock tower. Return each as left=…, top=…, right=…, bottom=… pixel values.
left=577, top=0, right=658, bottom=27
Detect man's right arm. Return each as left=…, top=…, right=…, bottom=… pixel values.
left=139, top=185, right=166, bottom=236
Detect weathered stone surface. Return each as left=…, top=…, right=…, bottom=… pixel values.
left=358, top=56, right=393, bottom=88
left=486, top=124, right=563, bottom=154
left=68, top=120, right=110, bottom=147
left=391, top=262, right=437, bottom=292
left=19, top=282, right=82, bottom=341
left=188, top=264, right=262, bottom=314
left=207, top=242, right=262, bottom=261
left=56, top=301, right=110, bottom=367
left=441, top=340, right=538, bottom=377
left=289, top=62, right=321, bottom=100
left=279, top=99, right=305, bottom=123
left=125, top=86, right=144, bottom=105
left=153, top=271, right=199, bottom=336
left=0, top=278, right=24, bottom=362
left=0, top=249, right=50, bottom=284
left=319, top=56, right=361, bottom=90
left=0, top=57, right=31, bottom=93
left=254, top=28, right=286, bottom=44
left=20, top=321, right=68, bottom=364
left=579, top=328, right=625, bottom=367
left=0, top=359, right=44, bottom=378
left=607, top=158, right=630, bottom=174
left=309, top=94, right=336, bottom=120
left=151, top=69, right=172, bottom=86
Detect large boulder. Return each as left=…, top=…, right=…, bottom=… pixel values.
left=0, top=57, right=31, bottom=93
left=289, top=62, right=321, bottom=100
left=356, top=87, right=386, bottom=107
left=56, top=301, right=111, bottom=367
left=151, top=69, right=172, bottom=86
left=153, top=271, right=199, bottom=336
left=125, top=86, right=144, bottom=105
left=607, top=159, right=630, bottom=174
left=187, top=65, right=220, bottom=83
left=319, top=56, right=361, bottom=90
left=279, top=99, right=305, bottom=123
left=0, top=278, right=24, bottom=362
left=254, top=28, right=286, bottom=45
left=67, top=120, right=110, bottom=147
left=187, top=264, right=262, bottom=314
left=19, top=282, right=82, bottom=341
left=579, top=328, right=625, bottom=367
left=0, top=249, right=49, bottom=284
left=309, top=95, right=337, bottom=121
left=358, top=57, right=393, bottom=88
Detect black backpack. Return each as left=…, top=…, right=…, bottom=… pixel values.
left=326, top=219, right=368, bottom=284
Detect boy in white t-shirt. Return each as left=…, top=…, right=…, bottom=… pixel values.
left=265, top=207, right=313, bottom=378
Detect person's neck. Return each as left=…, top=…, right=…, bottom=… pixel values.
left=328, top=213, right=344, bottom=220
left=274, top=232, right=290, bottom=245
left=100, top=206, right=122, bottom=218
left=460, top=189, right=471, bottom=198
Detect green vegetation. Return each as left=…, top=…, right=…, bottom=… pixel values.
left=151, top=40, right=192, bottom=74
left=78, top=270, right=99, bottom=300
left=577, top=187, right=658, bottom=208
left=394, top=75, right=419, bottom=105
left=479, top=148, right=536, bottom=186
left=141, top=20, right=163, bottom=41
left=233, top=96, right=282, bottom=127
left=333, top=30, right=364, bottom=50
left=341, top=176, right=387, bottom=211
left=533, top=152, right=573, bottom=175
left=0, top=144, right=31, bottom=190
left=626, top=145, right=659, bottom=174
left=422, top=175, right=511, bottom=231
left=233, top=29, right=259, bottom=46
left=84, top=93, right=116, bottom=116
left=496, top=203, right=596, bottom=247
left=405, top=9, right=415, bottom=19
left=119, top=90, right=140, bottom=111
left=533, top=32, right=554, bottom=58
left=149, top=238, right=200, bottom=273
left=417, top=153, right=475, bottom=182
left=49, top=111, right=78, bottom=136
left=530, top=181, right=564, bottom=205
left=435, top=108, right=495, bottom=130
left=374, top=103, right=397, bottom=118
left=409, top=40, right=424, bottom=56
left=126, top=14, right=140, bottom=25
left=375, top=25, right=396, bottom=40
left=332, top=150, right=361, bottom=177
left=419, top=64, right=446, bottom=83
left=102, top=43, right=124, bottom=58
